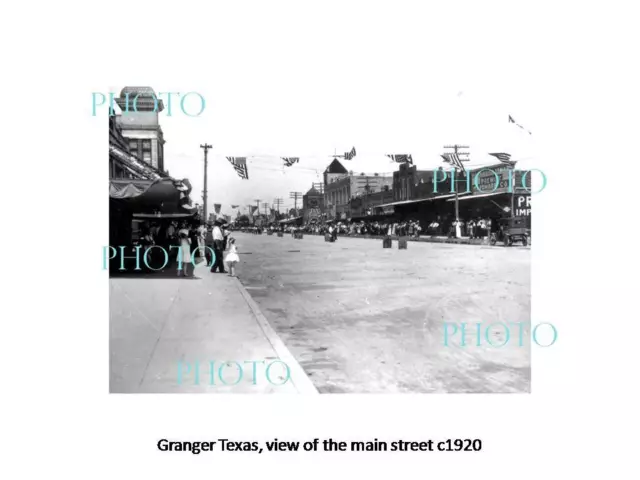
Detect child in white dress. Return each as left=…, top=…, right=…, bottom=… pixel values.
left=178, top=230, right=191, bottom=277
left=225, top=237, right=240, bottom=277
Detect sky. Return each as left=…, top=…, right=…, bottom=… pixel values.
left=111, top=2, right=539, bottom=218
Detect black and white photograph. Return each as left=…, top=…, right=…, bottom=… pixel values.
left=109, top=85, right=535, bottom=394
left=7, top=2, right=637, bottom=479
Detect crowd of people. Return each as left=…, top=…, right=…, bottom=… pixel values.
left=246, top=216, right=498, bottom=240
left=135, top=219, right=239, bottom=277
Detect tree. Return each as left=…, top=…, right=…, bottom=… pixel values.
left=289, top=208, right=297, bottom=217
left=237, top=215, right=250, bottom=225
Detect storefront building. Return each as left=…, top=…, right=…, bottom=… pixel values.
left=324, top=171, right=393, bottom=220
left=302, top=185, right=324, bottom=223
left=376, top=163, right=533, bottom=232
left=393, top=163, right=436, bottom=202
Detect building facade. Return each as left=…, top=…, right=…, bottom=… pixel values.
left=349, top=189, right=395, bottom=218
left=109, top=115, right=140, bottom=180
left=327, top=174, right=393, bottom=219
left=302, top=185, right=324, bottom=223
left=393, top=163, right=437, bottom=202
left=115, top=86, right=166, bottom=172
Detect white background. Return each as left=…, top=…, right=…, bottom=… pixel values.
left=1, top=1, right=639, bottom=479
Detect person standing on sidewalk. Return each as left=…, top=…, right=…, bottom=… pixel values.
left=225, top=237, right=240, bottom=277
left=210, top=220, right=226, bottom=274
left=177, top=230, right=192, bottom=277
left=196, top=223, right=206, bottom=258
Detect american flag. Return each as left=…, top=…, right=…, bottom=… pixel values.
left=281, top=157, right=299, bottom=167
left=488, top=152, right=517, bottom=165
left=343, top=147, right=356, bottom=160
left=440, top=153, right=466, bottom=173
left=386, top=154, right=413, bottom=164
left=226, top=157, right=249, bottom=179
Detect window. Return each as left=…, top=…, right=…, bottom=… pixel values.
left=129, top=141, right=138, bottom=151
left=142, top=141, right=151, bottom=150
left=143, top=152, right=151, bottom=163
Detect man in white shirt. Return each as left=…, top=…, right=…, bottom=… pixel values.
left=210, top=221, right=226, bottom=273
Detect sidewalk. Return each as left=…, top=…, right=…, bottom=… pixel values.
left=109, top=261, right=318, bottom=394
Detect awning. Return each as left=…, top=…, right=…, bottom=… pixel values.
left=110, top=178, right=197, bottom=214
left=109, top=145, right=163, bottom=181
left=279, top=216, right=303, bottom=224
left=447, top=191, right=511, bottom=202
left=376, top=193, right=458, bottom=208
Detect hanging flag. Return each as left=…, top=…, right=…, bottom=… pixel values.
left=214, top=204, right=222, bottom=214
left=488, top=153, right=517, bottom=165
left=226, top=157, right=249, bottom=179
left=508, top=115, right=532, bottom=134
left=386, top=154, right=413, bottom=164
left=343, top=147, right=356, bottom=160
left=282, top=157, right=299, bottom=167
left=230, top=204, right=239, bottom=208
left=489, top=154, right=517, bottom=166
left=441, top=153, right=466, bottom=173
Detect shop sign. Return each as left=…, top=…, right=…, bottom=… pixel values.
left=514, top=195, right=531, bottom=216
left=469, top=165, right=529, bottom=195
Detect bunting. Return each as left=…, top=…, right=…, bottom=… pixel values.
left=386, top=154, right=413, bottom=164
left=226, top=157, right=249, bottom=179
left=282, top=157, right=299, bottom=167
left=343, top=147, right=356, bottom=160
left=488, top=153, right=517, bottom=166
left=509, top=115, right=531, bottom=135
left=441, top=153, right=467, bottom=173
left=214, top=204, right=222, bottom=214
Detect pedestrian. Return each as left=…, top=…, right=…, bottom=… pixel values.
left=177, top=229, right=191, bottom=277
left=468, top=219, right=476, bottom=239
left=210, top=220, right=226, bottom=273
left=225, top=237, right=240, bottom=277
left=196, top=223, right=206, bottom=258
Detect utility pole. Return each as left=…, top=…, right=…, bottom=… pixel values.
left=200, top=144, right=212, bottom=224
left=289, top=192, right=302, bottom=216
left=252, top=199, right=261, bottom=226
left=443, top=144, right=469, bottom=223
left=273, top=197, right=284, bottom=214
left=442, top=144, right=469, bottom=238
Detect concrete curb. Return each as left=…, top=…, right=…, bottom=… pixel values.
left=234, top=278, right=319, bottom=395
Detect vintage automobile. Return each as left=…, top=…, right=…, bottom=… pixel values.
left=490, top=217, right=529, bottom=246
